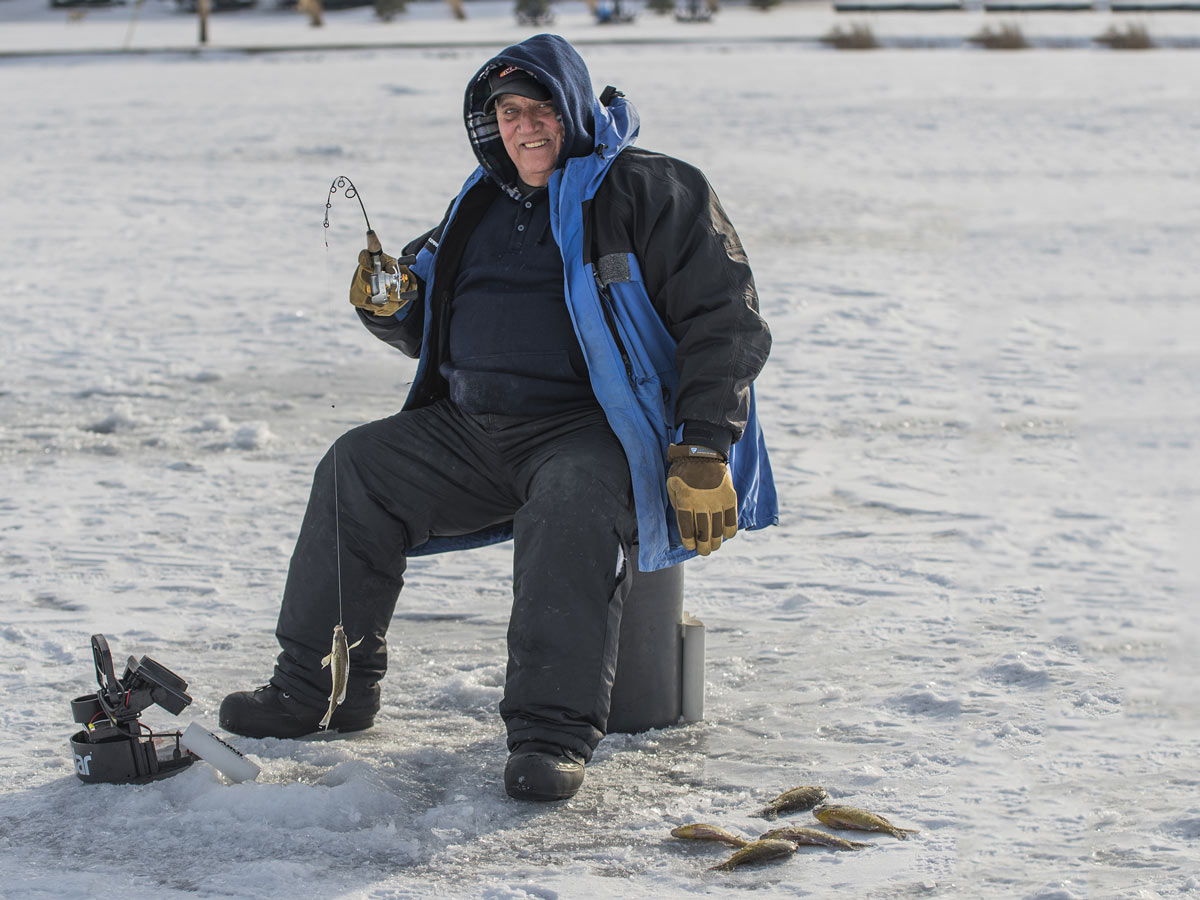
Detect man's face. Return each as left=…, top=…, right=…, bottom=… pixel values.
left=496, top=94, right=564, bottom=188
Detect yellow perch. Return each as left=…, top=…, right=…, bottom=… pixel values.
left=813, top=804, right=919, bottom=840
left=759, top=826, right=870, bottom=850
left=671, top=824, right=750, bottom=848
left=752, top=785, right=829, bottom=819
left=709, top=838, right=798, bottom=872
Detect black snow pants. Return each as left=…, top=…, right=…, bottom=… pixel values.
left=270, top=398, right=636, bottom=761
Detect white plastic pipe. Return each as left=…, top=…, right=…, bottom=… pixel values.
left=681, top=613, right=706, bottom=723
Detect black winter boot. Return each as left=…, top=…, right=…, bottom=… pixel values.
left=504, top=741, right=586, bottom=801
left=218, top=684, right=375, bottom=739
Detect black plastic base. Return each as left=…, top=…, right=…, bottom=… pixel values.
left=70, top=730, right=196, bottom=784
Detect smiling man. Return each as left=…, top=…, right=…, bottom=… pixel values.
left=220, top=34, right=776, bottom=803
left=488, top=67, right=563, bottom=188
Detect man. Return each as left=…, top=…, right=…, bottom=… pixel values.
left=220, top=34, right=775, bottom=802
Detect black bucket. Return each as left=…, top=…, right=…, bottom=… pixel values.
left=607, top=548, right=686, bottom=734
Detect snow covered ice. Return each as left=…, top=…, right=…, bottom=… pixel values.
left=2, top=4, right=1200, bottom=898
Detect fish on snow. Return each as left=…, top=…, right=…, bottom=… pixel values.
left=813, top=804, right=919, bottom=840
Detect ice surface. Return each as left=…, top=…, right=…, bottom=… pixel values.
left=2, top=4, right=1199, bottom=899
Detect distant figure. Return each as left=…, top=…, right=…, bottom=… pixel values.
left=297, top=0, right=323, bottom=26
left=595, top=0, right=636, bottom=23
left=220, top=34, right=775, bottom=803
left=676, top=0, right=715, bottom=21
left=514, top=0, right=553, bottom=25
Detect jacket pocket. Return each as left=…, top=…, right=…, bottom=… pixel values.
left=595, top=254, right=678, bottom=434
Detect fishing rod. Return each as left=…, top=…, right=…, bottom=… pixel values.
left=324, top=175, right=403, bottom=308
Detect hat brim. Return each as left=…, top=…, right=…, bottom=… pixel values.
left=484, top=79, right=552, bottom=114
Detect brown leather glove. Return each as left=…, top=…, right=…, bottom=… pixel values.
left=666, top=444, right=738, bottom=556
left=349, top=249, right=416, bottom=317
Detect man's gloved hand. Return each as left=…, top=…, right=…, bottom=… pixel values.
left=349, top=249, right=416, bottom=317
left=666, top=444, right=738, bottom=556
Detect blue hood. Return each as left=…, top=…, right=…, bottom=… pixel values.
left=465, top=34, right=598, bottom=199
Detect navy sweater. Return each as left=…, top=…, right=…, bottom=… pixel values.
left=440, top=187, right=596, bottom=417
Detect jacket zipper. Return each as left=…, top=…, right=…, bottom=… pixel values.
left=594, top=273, right=634, bottom=384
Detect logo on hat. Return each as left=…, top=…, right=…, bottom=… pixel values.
left=499, top=66, right=523, bottom=79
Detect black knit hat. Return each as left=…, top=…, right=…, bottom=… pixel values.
left=483, top=65, right=552, bottom=114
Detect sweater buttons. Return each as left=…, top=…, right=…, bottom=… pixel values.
left=517, top=224, right=525, bottom=232
left=525, top=201, right=533, bottom=209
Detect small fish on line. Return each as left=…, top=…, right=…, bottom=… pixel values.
left=319, top=624, right=363, bottom=729
left=751, top=784, right=829, bottom=818
left=813, top=804, right=919, bottom=840
left=708, top=838, right=798, bottom=872
left=670, top=824, right=750, bottom=848
left=758, top=826, right=870, bottom=850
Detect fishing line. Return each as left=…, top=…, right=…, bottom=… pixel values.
left=333, top=442, right=344, bottom=626
left=322, top=175, right=373, bottom=630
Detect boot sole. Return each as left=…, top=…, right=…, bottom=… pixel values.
left=309, top=718, right=375, bottom=737
left=505, top=783, right=579, bottom=802
left=218, top=711, right=375, bottom=740
left=220, top=721, right=374, bottom=740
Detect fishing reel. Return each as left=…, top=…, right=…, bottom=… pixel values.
left=366, top=230, right=400, bottom=306
left=365, top=229, right=417, bottom=307
left=69, top=634, right=197, bottom=784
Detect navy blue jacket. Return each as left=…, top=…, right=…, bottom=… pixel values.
left=361, top=34, right=777, bottom=571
